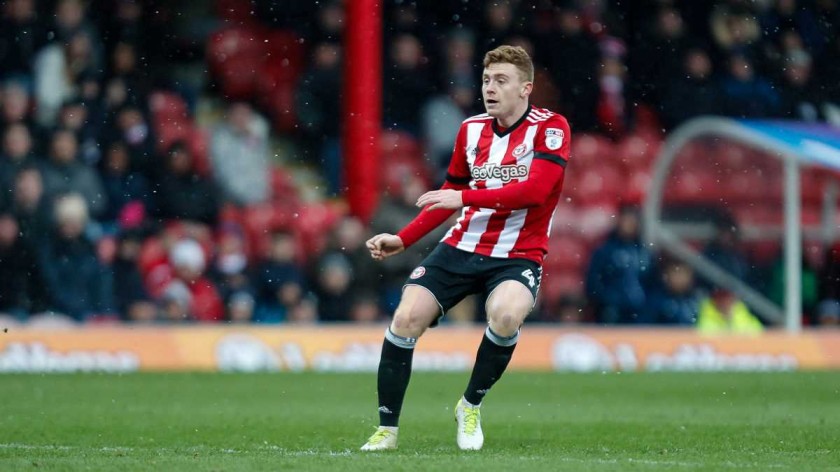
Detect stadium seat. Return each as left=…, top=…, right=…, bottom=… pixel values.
left=615, top=133, right=661, bottom=171
left=544, top=236, right=590, bottom=273
left=549, top=202, right=578, bottom=236
left=154, top=120, right=193, bottom=154
left=149, top=91, right=190, bottom=125
left=207, top=26, right=266, bottom=99
left=540, top=270, right=586, bottom=304
left=570, top=133, right=614, bottom=169
left=381, top=130, right=423, bottom=162
left=187, top=128, right=212, bottom=177
left=576, top=203, right=619, bottom=239
left=564, top=164, right=623, bottom=206
left=664, top=168, right=720, bottom=205
left=270, top=166, right=299, bottom=202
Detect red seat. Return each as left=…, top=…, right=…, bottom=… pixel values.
left=270, top=166, right=299, bottom=202
left=149, top=91, right=189, bottom=125
left=544, top=236, right=590, bottom=273
left=207, top=26, right=266, bottom=99
left=576, top=203, right=618, bottom=238
left=540, top=270, right=586, bottom=304
left=664, top=168, right=719, bottom=205
left=187, top=128, right=212, bottom=177
left=570, top=133, right=614, bottom=169
left=382, top=157, right=431, bottom=196
left=154, top=121, right=193, bottom=154
left=615, top=133, right=661, bottom=171
left=381, top=130, right=422, bottom=162
left=549, top=202, right=578, bottom=236
left=565, top=164, right=623, bottom=206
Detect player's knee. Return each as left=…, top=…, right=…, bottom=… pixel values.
left=391, top=304, right=430, bottom=338
left=487, top=312, right=522, bottom=337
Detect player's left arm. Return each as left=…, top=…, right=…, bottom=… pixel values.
left=417, top=116, right=570, bottom=211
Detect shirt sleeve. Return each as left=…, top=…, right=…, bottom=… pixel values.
left=396, top=181, right=460, bottom=248
left=532, top=114, right=571, bottom=167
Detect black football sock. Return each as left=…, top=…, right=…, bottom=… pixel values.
left=377, top=328, right=417, bottom=427
left=463, top=326, right=519, bottom=406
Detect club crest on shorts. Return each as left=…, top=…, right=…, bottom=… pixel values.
left=410, top=266, right=426, bottom=279
left=513, top=143, right=527, bottom=157
left=545, top=128, right=564, bottom=151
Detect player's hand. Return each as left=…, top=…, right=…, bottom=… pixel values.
left=366, top=233, right=405, bottom=261
left=416, top=189, right=463, bottom=211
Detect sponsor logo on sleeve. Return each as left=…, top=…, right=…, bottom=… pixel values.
left=545, top=128, right=564, bottom=151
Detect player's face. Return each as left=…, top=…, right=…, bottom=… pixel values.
left=482, top=63, right=531, bottom=120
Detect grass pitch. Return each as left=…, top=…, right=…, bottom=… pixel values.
left=1, top=371, right=838, bottom=471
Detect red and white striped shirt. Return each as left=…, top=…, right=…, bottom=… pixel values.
left=398, top=105, right=570, bottom=265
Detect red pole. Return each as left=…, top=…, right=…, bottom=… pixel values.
left=343, top=0, right=382, bottom=223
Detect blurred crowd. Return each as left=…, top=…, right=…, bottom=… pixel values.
left=0, top=0, right=839, bottom=328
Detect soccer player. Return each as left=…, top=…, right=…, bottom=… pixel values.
left=361, top=45, right=571, bottom=451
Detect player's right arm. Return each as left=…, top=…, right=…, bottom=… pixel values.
left=366, top=123, right=471, bottom=260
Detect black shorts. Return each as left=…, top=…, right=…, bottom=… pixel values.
left=404, top=243, right=542, bottom=319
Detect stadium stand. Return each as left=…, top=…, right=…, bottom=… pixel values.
left=0, top=0, right=838, bottom=326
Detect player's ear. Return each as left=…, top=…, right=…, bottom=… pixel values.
left=521, top=81, right=533, bottom=98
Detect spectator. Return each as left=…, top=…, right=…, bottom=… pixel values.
left=227, top=291, right=256, bottom=323
left=254, top=229, right=306, bottom=323
left=0, top=123, right=38, bottom=209
left=383, top=33, right=434, bottom=134
left=720, top=54, right=780, bottom=118
left=643, top=260, right=701, bottom=325
left=33, top=30, right=100, bottom=126
left=436, top=29, right=477, bottom=93
left=108, top=105, right=155, bottom=174
left=348, top=292, right=384, bottom=323
left=0, top=0, right=48, bottom=79
left=100, top=140, right=152, bottom=224
left=0, top=212, right=43, bottom=319
left=0, top=79, right=35, bottom=131
left=630, top=6, right=695, bottom=108
left=58, top=98, right=102, bottom=165
left=697, top=290, right=763, bottom=334
left=313, top=252, right=354, bottom=322
left=112, top=229, right=156, bottom=322
left=422, top=81, right=473, bottom=182
left=41, top=128, right=108, bottom=218
left=585, top=205, right=655, bottom=324
left=710, top=2, right=762, bottom=60
left=815, top=300, right=840, bottom=327
left=537, top=6, right=599, bottom=131
left=328, top=216, right=379, bottom=294
left=701, top=212, right=750, bottom=287
left=106, top=41, right=150, bottom=106
left=156, top=238, right=224, bottom=322
left=210, top=102, right=270, bottom=205
left=153, top=141, right=219, bottom=225
left=9, top=166, right=50, bottom=245
left=209, top=223, right=256, bottom=317
left=596, top=53, right=629, bottom=138
left=37, top=193, right=114, bottom=320
left=296, top=42, right=342, bottom=195
left=661, top=48, right=723, bottom=128
left=777, top=50, right=823, bottom=122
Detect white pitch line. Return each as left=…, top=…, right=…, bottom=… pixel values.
left=0, top=443, right=793, bottom=468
